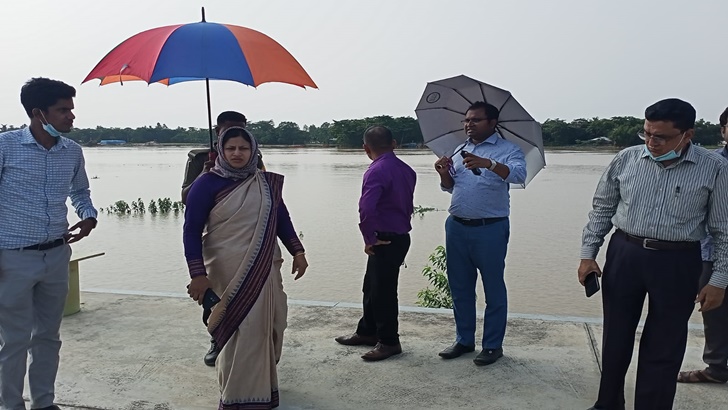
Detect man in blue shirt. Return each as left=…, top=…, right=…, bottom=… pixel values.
left=677, top=106, right=728, bottom=384
left=434, top=102, right=526, bottom=366
left=0, top=78, right=98, bottom=410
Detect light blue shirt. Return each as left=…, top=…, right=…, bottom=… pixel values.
left=442, top=133, right=527, bottom=219
left=701, top=146, right=728, bottom=262
left=0, top=127, right=97, bottom=249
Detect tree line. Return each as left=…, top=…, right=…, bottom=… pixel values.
left=1, top=115, right=724, bottom=147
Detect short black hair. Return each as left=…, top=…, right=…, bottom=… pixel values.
left=20, top=78, right=76, bottom=118
left=720, top=107, right=728, bottom=127
left=644, top=98, right=696, bottom=131
left=467, top=101, right=499, bottom=122
left=363, top=125, right=394, bottom=150
left=216, top=111, right=247, bottom=126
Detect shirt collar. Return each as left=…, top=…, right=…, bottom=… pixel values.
left=467, top=132, right=500, bottom=147
left=371, top=151, right=395, bottom=165
left=719, top=146, right=728, bottom=159
left=20, top=126, right=68, bottom=149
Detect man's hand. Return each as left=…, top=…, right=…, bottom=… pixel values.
left=462, top=152, right=493, bottom=171
left=578, top=259, right=603, bottom=285
left=364, top=239, right=391, bottom=256
left=187, top=275, right=211, bottom=305
left=434, top=156, right=452, bottom=176
left=696, top=285, right=726, bottom=312
left=66, top=218, right=96, bottom=244
left=291, top=253, right=308, bottom=280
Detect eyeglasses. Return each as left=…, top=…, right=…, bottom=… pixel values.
left=461, top=118, right=489, bottom=124
left=637, top=131, right=684, bottom=145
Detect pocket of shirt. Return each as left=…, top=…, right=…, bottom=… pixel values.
left=667, top=185, right=708, bottom=221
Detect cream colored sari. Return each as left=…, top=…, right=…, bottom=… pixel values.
left=203, top=172, right=287, bottom=409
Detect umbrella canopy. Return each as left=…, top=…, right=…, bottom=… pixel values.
left=415, top=75, right=545, bottom=187
left=82, top=8, right=317, bottom=147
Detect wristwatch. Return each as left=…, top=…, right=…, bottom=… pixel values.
left=488, top=159, right=498, bottom=171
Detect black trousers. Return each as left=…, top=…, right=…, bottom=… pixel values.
left=355, top=233, right=411, bottom=346
left=595, top=232, right=701, bottom=410
left=699, top=261, right=728, bottom=379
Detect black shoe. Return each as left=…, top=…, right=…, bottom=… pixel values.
left=204, top=339, right=219, bottom=367
left=32, top=406, right=61, bottom=410
left=473, top=347, right=503, bottom=366
left=438, top=342, right=475, bottom=359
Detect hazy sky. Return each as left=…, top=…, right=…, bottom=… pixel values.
left=1, top=0, right=726, bottom=129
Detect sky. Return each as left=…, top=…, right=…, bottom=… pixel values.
left=1, top=0, right=727, bottom=129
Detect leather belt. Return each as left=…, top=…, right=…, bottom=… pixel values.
left=453, top=216, right=508, bottom=227
left=15, top=238, right=66, bottom=251
left=376, top=232, right=408, bottom=238
left=617, top=230, right=699, bottom=251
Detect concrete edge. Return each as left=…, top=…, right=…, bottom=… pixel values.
left=81, top=288, right=704, bottom=330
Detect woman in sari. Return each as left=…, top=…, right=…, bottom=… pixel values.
left=183, top=126, right=308, bottom=409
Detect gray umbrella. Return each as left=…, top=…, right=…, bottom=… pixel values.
left=415, top=74, right=545, bottom=187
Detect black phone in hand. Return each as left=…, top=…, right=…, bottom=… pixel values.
left=461, top=150, right=482, bottom=175
left=584, top=271, right=600, bottom=297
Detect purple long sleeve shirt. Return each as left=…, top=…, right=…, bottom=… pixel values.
left=183, top=172, right=304, bottom=278
left=358, top=151, right=417, bottom=245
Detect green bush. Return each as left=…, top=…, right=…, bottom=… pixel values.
left=101, top=198, right=185, bottom=216
left=416, top=245, right=453, bottom=309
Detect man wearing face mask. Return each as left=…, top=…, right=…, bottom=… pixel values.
left=0, top=78, right=98, bottom=410
left=677, top=106, right=728, bottom=385
left=578, top=98, right=728, bottom=410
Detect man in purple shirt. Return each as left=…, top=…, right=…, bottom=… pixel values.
left=335, top=125, right=416, bottom=361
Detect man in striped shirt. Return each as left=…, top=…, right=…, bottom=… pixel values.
left=579, top=98, right=728, bottom=410
left=0, top=78, right=97, bottom=410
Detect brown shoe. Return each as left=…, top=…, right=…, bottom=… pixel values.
left=361, top=343, right=402, bottom=361
left=335, top=333, right=378, bottom=346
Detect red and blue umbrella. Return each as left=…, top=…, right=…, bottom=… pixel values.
left=82, top=8, right=317, bottom=147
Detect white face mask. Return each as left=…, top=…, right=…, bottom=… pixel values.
left=39, top=111, right=62, bottom=138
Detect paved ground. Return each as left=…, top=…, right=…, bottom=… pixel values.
left=29, top=292, right=728, bottom=409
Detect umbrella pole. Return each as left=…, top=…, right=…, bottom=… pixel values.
left=206, top=78, right=214, bottom=150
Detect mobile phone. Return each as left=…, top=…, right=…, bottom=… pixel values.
left=202, top=288, right=221, bottom=326
left=461, top=150, right=482, bottom=175
left=584, top=271, right=600, bottom=298
left=203, top=288, right=221, bottom=309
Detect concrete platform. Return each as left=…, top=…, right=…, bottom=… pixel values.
left=37, top=292, right=728, bottom=409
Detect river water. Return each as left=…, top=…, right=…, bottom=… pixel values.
left=67, top=146, right=701, bottom=322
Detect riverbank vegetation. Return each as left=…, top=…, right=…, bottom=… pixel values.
left=2, top=115, right=723, bottom=148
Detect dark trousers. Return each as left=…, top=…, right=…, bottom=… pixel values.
left=595, top=232, right=701, bottom=410
left=355, top=233, right=411, bottom=346
left=699, top=261, right=728, bottom=379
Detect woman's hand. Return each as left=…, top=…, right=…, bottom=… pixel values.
left=292, top=253, right=308, bottom=280
left=187, top=275, right=211, bottom=305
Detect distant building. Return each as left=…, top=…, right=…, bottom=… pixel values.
left=98, top=139, right=127, bottom=146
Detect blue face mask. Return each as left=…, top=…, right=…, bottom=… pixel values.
left=643, top=135, right=685, bottom=162
left=40, top=112, right=62, bottom=138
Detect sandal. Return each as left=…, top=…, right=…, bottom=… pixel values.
left=677, top=369, right=728, bottom=384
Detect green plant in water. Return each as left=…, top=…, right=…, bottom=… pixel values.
left=416, top=245, right=453, bottom=309
left=102, top=197, right=184, bottom=216
left=103, top=200, right=131, bottom=215
left=131, top=198, right=146, bottom=214
left=413, top=205, right=438, bottom=218
left=157, top=198, right=172, bottom=213
left=148, top=199, right=158, bottom=214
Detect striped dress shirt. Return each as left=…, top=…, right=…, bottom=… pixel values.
left=0, top=127, right=97, bottom=249
left=581, top=144, right=728, bottom=288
